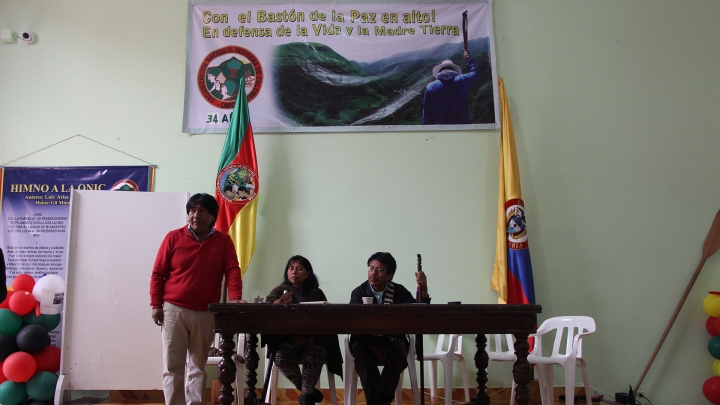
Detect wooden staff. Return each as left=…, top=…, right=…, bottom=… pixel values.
left=462, top=11, right=468, bottom=51
left=416, top=254, right=425, bottom=405
left=635, top=208, right=720, bottom=392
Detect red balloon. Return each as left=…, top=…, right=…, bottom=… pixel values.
left=0, top=361, right=7, bottom=384
left=8, top=291, right=35, bottom=316
left=11, top=275, right=35, bottom=294
left=32, top=346, right=60, bottom=373
left=2, top=351, right=36, bottom=382
left=709, top=317, right=719, bottom=336
left=705, top=376, right=720, bottom=405
left=0, top=290, right=12, bottom=309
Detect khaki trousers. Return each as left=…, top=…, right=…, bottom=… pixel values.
left=162, top=302, right=215, bottom=405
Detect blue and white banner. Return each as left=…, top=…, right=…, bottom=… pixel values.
left=0, top=166, right=153, bottom=345
left=183, top=0, right=499, bottom=133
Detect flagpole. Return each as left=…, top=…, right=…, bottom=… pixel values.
left=416, top=254, right=425, bottom=405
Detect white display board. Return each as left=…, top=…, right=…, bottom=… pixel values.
left=59, top=190, right=189, bottom=391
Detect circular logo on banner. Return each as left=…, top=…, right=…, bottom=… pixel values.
left=110, top=179, right=140, bottom=191
left=216, top=164, right=258, bottom=203
left=197, top=46, right=263, bottom=109
left=505, top=199, right=528, bottom=249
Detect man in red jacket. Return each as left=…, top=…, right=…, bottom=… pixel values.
left=150, top=193, right=243, bottom=405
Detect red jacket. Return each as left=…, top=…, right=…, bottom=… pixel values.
left=150, top=226, right=242, bottom=311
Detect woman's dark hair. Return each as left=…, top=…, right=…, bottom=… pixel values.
left=186, top=193, right=219, bottom=218
left=283, top=255, right=319, bottom=291
left=367, top=252, right=397, bottom=276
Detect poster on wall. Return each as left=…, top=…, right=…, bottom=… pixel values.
left=0, top=166, right=154, bottom=345
left=183, top=0, right=499, bottom=133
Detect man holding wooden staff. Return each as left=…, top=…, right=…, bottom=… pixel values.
left=348, top=252, right=430, bottom=405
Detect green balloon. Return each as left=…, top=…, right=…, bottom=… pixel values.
left=0, top=309, right=22, bottom=336
left=27, top=371, right=58, bottom=402
left=22, top=313, right=61, bottom=332
left=710, top=336, right=720, bottom=359
left=0, top=381, right=28, bottom=405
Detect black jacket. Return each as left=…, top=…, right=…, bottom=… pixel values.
left=349, top=281, right=430, bottom=348
left=0, top=249, right=6, bottom=303
left=262, top=284, right=343, bottom=379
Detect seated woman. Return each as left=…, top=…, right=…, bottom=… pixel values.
left=264, top=255, right=343, bottom=405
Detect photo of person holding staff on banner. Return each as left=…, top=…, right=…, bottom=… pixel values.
left=421, top=47, right=479, bottom=125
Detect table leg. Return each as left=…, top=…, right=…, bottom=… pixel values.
left=244, top=333, right=259, bottom=405
left=512, top=333, right=531, bottom=405
left=218, top=333, right=237, bottom=405
left=467, top=334, right=489, bottom=405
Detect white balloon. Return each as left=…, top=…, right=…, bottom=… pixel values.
left=32, top=274, right=65, bottom=314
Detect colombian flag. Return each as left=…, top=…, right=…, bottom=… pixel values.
left=215, top=78, right=258, bottom=277
left=491, top=78, right=535, bottom=305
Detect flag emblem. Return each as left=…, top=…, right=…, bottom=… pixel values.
left=110, top=179, right=140, bottom=191
left=197, top=46, right=264, bottom=108
left=505, top=199, right=528, bottom=248
left=216, top=164, right=258, bottom=203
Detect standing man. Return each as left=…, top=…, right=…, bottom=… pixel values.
left=349, top=252, right=430, bottom=405
left=150, top=193, right=244, bottom=405
left=422, top=49, right=479, bottom=125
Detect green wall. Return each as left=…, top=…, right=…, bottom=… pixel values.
left=1, top=1, right=719, bottom=404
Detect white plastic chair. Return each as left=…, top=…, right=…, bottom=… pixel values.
left=485, top=334, right=537, bottom=405
left=344, top=334, right=420, bottom=405
left=207, top=333, right=246, bottom=405
left=263, top=344, right=338, bottom=405
left=527, top=316, right=595, bottom=404
left=486, top=334, right=515, bottom=363
left=423, top=334, right=470, bottom=405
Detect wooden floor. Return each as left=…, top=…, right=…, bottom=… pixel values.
left=65, top=387, right=620, bottom=405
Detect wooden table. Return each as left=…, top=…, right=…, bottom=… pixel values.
left=209, top=303, right=541, bottom=405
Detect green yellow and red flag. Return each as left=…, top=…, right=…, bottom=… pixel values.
left=215, top=78, right=258, bottom=276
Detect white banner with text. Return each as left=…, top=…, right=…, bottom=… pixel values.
left=183, top=0, right=498, bottom=133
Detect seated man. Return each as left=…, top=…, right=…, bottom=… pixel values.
left=349, top=252, right=430, bottom=405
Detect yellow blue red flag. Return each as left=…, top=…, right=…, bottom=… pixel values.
left=214, top=78, right=258, bottom=276
left=491, top=78, right=535, bottom=305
